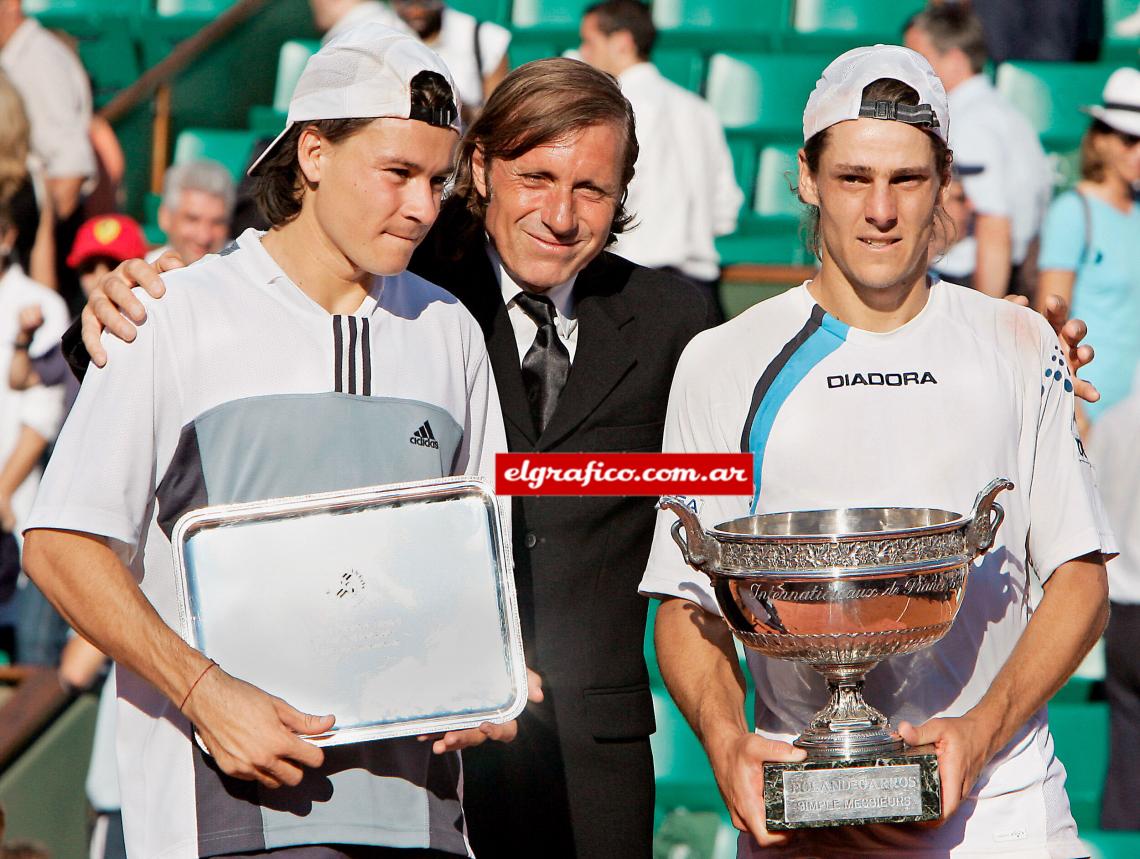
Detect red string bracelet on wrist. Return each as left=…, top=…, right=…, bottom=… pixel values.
left=179, top=659, right=218, bottom=713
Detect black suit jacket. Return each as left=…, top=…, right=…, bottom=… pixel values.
left=410, top=210, right=715, bottom=858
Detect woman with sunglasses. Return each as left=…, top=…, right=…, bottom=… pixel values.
left=1037, top=68, right=1140, bottom=427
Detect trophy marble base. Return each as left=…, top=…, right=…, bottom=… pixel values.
left=763, top=746, right=941, bottom=830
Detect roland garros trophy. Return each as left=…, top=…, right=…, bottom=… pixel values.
left=658, top=478, right=1013, bottom=830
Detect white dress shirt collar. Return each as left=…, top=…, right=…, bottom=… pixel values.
left=486, top=241, right=578, bottom=337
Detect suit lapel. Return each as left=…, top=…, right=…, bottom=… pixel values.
left=450, top=248, right=538, bottom=445
left=539, top=257, right=636, bottom=449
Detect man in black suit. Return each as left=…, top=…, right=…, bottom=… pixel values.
left=410, top=59, right=716, bottom=857
left=66, top=58, right=714, bottom=858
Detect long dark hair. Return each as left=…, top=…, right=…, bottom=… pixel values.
left=250, top=71, right=457, bottom=227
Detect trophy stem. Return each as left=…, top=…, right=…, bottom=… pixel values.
left=794, top=664, right=903, bottom=758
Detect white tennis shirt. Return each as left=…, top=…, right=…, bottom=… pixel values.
left=641, top=280, right=1114, bottom=858
left=27, top=229, right=508, bottom=858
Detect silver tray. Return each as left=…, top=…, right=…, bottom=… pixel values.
left=170, top=476, right=527, bottom=747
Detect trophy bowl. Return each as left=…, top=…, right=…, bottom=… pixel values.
left=657, top=479, right=1013, bottom=828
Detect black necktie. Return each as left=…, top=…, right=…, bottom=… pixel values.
left=514, top=291, right=571, bottom=435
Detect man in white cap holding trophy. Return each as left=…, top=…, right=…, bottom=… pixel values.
left=642, top=44, right=1115, bottom=857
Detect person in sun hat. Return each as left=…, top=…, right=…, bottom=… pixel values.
left=642, top=43, right=1115, bottom=857
left=21, top=23, right=534, bottom=859
left=1037, top=67, right=1140, bottom=426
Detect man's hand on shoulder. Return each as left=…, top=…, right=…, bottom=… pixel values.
left=83, top=252, right=183, bottom=368
left=182, top=661, right=334, bottom=789
left=1004, top=292, right=1099, bottom=404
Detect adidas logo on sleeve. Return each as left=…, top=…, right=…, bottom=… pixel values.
left=410, top=420, right=440, bottom=449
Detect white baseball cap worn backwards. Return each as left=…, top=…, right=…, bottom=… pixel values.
left=248, top=22, right=462, bottom=176
left=802, top=44, right=949, bottom=144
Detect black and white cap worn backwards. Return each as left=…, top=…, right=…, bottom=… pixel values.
left=247, top=22, right=461, bottom=176
left=1081, top=67, right=1140, bottom=138
left=802, top=44, right=949, bottom=144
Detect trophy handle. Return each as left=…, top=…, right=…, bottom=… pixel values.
left=658, top=496, right=717, bottom=572
left=966, top=478, right=1015, bottom=557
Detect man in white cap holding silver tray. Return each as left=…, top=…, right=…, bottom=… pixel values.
left=23, top=24, right=523, bottom=859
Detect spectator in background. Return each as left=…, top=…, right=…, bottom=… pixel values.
left=148, top=159, right=234, bottom=266
left=311, top=0, right=404, bottom=42
left=311, top=0, right=510, bottom=120
left=1037, top=69, right=1140, bottom=426
left=0, top=0, right=96, bottom=307
left=579, top=0, right=741, bottom=321
left=0, top=71, right=54, bottom=290
left=0, top=0, right=94, bottom=223
left=11, top=214, right=148, bottom=417
left=906, top=5, right=1052, bottom=298
left=391, top=0, right=510, bottom=121
left=1087, top=378, right=1140, bottom=832
left=0, top=199, right=67, bottom=662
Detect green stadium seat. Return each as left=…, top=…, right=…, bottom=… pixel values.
left=652, top=46, right=705, bottom=92
left=507, top=37, right=565, bottom=67
left=155, top=0, right=237, bottom=15
left=754, top=143, right=801, bottom=217
left=783, top=0, right=925, bottom=53
left=1105, top=0, right=1140, bottom=42
left=22, top=0, right=143, bottom=15
left=24, top=0, right=144, bottom=106
left=793, top=0, right=925, bottom=34
left=705, top=53, right=828, bottom=137
left=995, top=62, right=1114, bottom=150
left=1050, top=701, right=1109, bottom=831
left=653, top=0, right=789, bottom=33
left=272, top=39, right=320, bottom=113
left=449, top=0, right=512, bottom=24
left=1082, top=830, right=1140, bottom=859
left=511, top=0, right=591, bottom=28
left=173, top=128, right=261, bottom=182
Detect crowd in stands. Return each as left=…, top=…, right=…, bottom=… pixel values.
left=0, top=0, right=1138, bottom=856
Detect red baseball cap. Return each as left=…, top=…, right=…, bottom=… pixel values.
left=67, top=214, right=148, bottom=269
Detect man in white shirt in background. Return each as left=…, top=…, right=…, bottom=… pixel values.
left=0, top=0, right=95, bottom=223
left=311, top=0, right=510, bottom=119
left=579, top=0, right=741, bottom=321
left=905, top=5, right=1053, bottom=299
left=146, top=159, right=235, bottom=266
left=391, top=0, right=510, bottom=120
